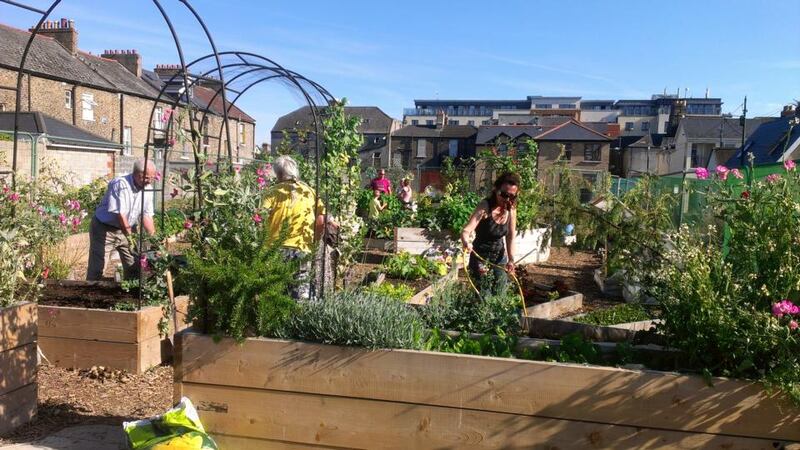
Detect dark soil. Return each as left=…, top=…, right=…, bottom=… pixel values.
left=39, top=283, right=138, bottom=309
left=0, top=364, right=173, bottom=445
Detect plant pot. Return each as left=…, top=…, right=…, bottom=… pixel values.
left=174, top=331, right=800, bottom=448
left=0, top=302, right=37, bottom=435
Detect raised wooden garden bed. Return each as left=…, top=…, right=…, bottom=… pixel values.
left=524, top=288, right=583, bottom=319
left=39, top=281, right=190, bottom=373
left=0, top=302, right=37, bottom=435
left=406, top=266, right=460, bottom=305
left=394, top=227, right=450, bottom=255
left=524, top=317, right=659, bottom=342
left=175, top=331, right=800, bottom=448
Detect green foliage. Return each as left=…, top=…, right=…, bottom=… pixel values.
left=285, top=290, right=423, bottom=349
left=419, top=282, right=521, bottom=335
left=155, top=208, right=187, bottom=238
left=364, top=282, right=415, bottom=302
left=185, top=224, right=297, bottom=341
left=526, top=333, right=603, bottom=364
left=573, top=303, right=653, bottom=326
left=384, top=252, right=447, bottom=280
left=364, top=191, right=416, bottom=239
left=424, top=328, right=516, bottom=358
left=637, top=166, right=800, bottom=402
left=418, top=191, right=480, bottom=235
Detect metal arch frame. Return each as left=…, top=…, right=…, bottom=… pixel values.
left=143, top=52, right=336, bottom=303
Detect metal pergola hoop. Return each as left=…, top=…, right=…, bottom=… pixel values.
left=3, top=0, right=335, bottom=312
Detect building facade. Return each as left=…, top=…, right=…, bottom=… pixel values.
left=0, top=19, right=257, bottom=185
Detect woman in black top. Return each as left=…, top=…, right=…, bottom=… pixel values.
left=460, top=172, right=519, bottom=294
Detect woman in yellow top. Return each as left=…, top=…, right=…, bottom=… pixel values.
left=261, top=155, right=327, bottom=300
left=368, top=189, right=386, bottom=220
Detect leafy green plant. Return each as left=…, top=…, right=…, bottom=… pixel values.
left=364, top=282, right=415, bottom=302
left=285, top=290, right=423, bottom=349
left=156, top=208, right=187, bottom=238
left=418, top=191, right=480, bottom=235
left=424, top=328, right=516, bottom=358
left=573, top=303, right=653, bottom=326
left=384, top=252, right=447, bottom=280
left=365, top=192, right=417, bottom=239
left=420, top=282, right=521, bottom=335
left=528, top=333, right=602, bottom=364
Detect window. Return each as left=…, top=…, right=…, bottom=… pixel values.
left=467, top=120, right=475, bottom=126
left=416, top=139, right=427, bottom=158
left=238, top=122, right=245, bottom=146
left=448, top=119, right=459, bottom=125
left=584, top=143, right=602, bottom=162
left=558, top=104, right=576, bottom=109
left=64, top=90, right=72, bottom=109
left=663, top=121, right=669, bottom=132
left=498, top=143, right=508, bottom=155
left=624, top=122, right=634, bottom=131
left=81, top=93, right=94, bottom=121
left=123, top=126, right=132, bottom=156
left=448, top=139, right=458, bottom=158
left=641, top=121, right=650, bottom=132
left=153, top=106, right=164, bottom=130
left=425, top=120, right=434, bottom=126
left=481, top=120, right=491, bottom=125
left=560, top=143, right=572, bottom=160
left=372, top=152, right=381, bottom=168
left=411, top=119, right=419, bottom=126
left=534, top=103, right=552, bottom=109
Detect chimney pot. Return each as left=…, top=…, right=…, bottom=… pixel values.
left=61, top=18, right=67, bottom=28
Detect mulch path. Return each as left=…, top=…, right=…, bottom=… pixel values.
left=0, top=365, right=173, bottom=445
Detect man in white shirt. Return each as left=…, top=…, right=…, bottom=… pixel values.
left=87, top=159, right=157, bottom=280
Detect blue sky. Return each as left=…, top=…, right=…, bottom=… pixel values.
left=3, top=0, right=799, bottom=143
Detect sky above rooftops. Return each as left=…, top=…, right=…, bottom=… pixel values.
left=2, top=0, right=798, bottom=144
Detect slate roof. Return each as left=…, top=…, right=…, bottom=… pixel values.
left=629, top=133, right=669, bottom=148
left=476, top=125, right=553, bottom=144
left=679, top=116, right=776, bottom=140
left=726, top=116, right=800, bottom=167
left=0, top=112, right=121, bottom=150
left=391, top=124, right=477, bottom=139
left=274, top=106, right=397, bottom=134
left=534, top=120, right=612, bottom=142
left=193, top=86, right=255, bottom=123
left=0, top=23, right=160, bottom=98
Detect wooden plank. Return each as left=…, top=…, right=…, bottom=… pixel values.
left=394, top=227, right=450, bottom=255
left=0, top=302, right=37, bottom=352
left=407, top=268, right=458, bottom=306
left=39, top=336, right=139, bottom=373
left=212, top=434, right=349, bottom=450
left=183, top=382, right=786, bottom=450
left=138, top=296, right=192, bottom=342
left=524, top=317, right=640, bottom=342
left=138, top=334, right=165, bottom=373
left=0, top=343, right=37, bottom=397
left=524, top=292, right=583, bottom=319
left=0, top=383, right=37, bottom=435
left=177, top=333, right=800, bottom=441
left=39, top=305, right=139, bottom=343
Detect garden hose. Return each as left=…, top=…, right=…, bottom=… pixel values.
left=462, top=247, right=528, bottom=317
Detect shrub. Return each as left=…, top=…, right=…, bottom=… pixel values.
left=420, top=282, right=521, bottom=335
left=285, top=291, right=423, bottom=349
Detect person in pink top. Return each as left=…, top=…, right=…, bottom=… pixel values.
left=370, top=168, right=392, bottom=194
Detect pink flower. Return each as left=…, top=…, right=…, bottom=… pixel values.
left=695, top=167, right=709, bottom=180
left=65, top=199, right=80, bottom=211
left=785, top=160, right=796, bottom=171
left=42, top=267, right=49, bottom=280
left=7, top=192, right=20, bottom=202
left=256, top=167, right=265, bottom=176
left=170, top=188, right=179, bottom=199
left=183, top=220, right=193, bottom=230
left=715, top=165, right=729, bottom=180
left=766, top=173, right=781, bottom=184
left=790, top=320, right=799, bottom=330
left=731, top=168, right=744, bottom=179
left=161, top=108, right=173, bottom=123
left=771, top=300, right=800, bottom=318
left=71, top=216, right=81, bottom=227
left=234, top=166, right=241, bottom=173
left=58, top=213, right=68, bottom=226
left=252, top=213, right=262, bottom=224
left=139, top=254, right=149, bottom=272
left=1, top=185, right=8, bottom=194
left=257, top=176, right=267, bottom=189
left=167, top=138, right=176, bottom=147
left=154, top=171, right=162, bottom=181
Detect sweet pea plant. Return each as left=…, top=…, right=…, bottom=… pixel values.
left=640, top=160, right=800, bottom=401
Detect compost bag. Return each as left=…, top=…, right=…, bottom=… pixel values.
left=124, top=397, right=218, bottom=449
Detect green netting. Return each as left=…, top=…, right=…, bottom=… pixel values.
left=610, top=162, right=789, bottom=231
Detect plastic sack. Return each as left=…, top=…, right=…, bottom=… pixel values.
left=124, top=397, right=218, bottom=450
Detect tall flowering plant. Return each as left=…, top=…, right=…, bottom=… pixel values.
left=640, top=161, right=800, bottom=402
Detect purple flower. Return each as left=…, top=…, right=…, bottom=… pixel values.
left=695, top=167, right=709, bottom=180
left=784, top=160, right=796, bottom=171
left=139, top=253, right=149, bottom=272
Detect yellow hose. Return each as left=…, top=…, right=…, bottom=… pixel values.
left=462, top=247, right=528, bottom=317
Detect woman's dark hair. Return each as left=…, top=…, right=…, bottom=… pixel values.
left=494, top=172, right=521, bottom=190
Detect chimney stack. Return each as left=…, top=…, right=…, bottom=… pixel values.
left=435, top=110, right=447, bottom=129
left=30, top=18, right=78, bottom=55
left=781, top=104, right=797, bottom=118
left=101, top=49, right=142, bottom=77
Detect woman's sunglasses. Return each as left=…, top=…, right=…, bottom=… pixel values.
left=499, top=191, right=517, bottom=201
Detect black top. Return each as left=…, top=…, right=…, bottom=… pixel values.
left=472, top=197, right=508, bottom=258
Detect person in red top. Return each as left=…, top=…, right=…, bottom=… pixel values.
left=370, top=168, right=392, bottom=194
